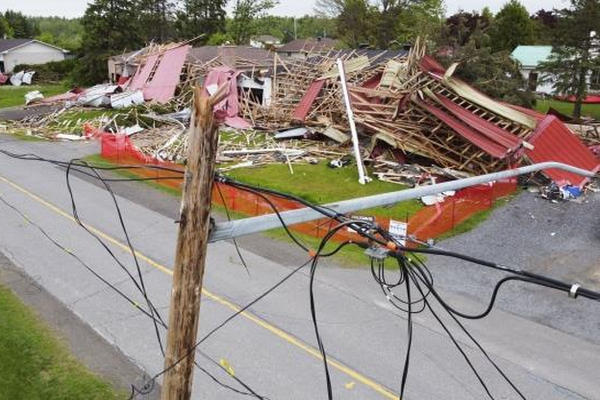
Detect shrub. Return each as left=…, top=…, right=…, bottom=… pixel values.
left=13, top=58, right=78, bottom=83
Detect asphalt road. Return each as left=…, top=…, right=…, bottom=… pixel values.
left=0, top=136, right=598, bottom=399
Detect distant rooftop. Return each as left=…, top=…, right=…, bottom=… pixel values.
left=277, top=38, right=339, bottom=53
left=0, top=38, right=32, bottom=53
left=188, top=45, right=274, bottom=67
left=110, top=45, right=275, bottom=68
left=0, top=38, right=69, bottom=53
left=511, top=45, right=553, bottom=68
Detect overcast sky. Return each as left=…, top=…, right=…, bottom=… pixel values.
left=0, top=0, right=571, bottom=19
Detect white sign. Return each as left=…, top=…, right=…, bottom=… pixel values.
left=388, top=219, right=408, bottom=246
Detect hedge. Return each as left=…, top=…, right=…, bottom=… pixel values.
left=13, top=58, right=78, bottom=83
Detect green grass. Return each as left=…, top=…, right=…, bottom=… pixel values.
left=0, top=284, right=125, bottom=400
left=226, top=163, right=423, bottom=219
left=534, top=98, right=600, bottom=120
left=0, top=83, right=70, bottom=109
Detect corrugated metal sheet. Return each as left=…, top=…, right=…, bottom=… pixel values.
left=525, top=115, right=600, bottom=187
left=128, top=54, right=158, bottom=91
left=144, top=45, right=191, bottom=103
left=416, top=99, right=509, bottom=158
left=291, top=79, right=326, bottom=122
left=434, top=94, right=522, bottom=151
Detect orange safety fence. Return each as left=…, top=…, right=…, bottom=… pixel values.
left=100, top=133, right=517, bottom=245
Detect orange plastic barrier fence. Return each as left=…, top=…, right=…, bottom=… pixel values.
left=101, top=134, right=517, bottom=244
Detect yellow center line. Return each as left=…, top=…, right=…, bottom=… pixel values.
left=0, top=174, right=398, bottom=400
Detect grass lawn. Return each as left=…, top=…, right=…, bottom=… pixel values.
left=226, top=162, right=423, bottom=219
left=0, top=284, right=125, bottom=399
left=534, top=98, right=600, bottom=120
left=0, top=83, right=70, bottom=109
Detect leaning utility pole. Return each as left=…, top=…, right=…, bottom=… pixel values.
left=161, top=87, right=219, bottom=400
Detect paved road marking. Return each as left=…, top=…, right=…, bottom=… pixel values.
left=0, top=174, right=399, bottom=400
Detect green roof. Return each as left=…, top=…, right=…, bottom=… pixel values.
left=511, top=45, right=553, bottom=68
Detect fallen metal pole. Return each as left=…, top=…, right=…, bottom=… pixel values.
left=209, top=162, right=597, bottom=242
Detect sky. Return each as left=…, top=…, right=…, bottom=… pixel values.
left=0, top=0, right=571, bottom=19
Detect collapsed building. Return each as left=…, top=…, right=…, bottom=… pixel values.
left=25, top=40, right=600, bottom=190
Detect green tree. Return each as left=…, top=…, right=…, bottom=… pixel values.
left=74, top=0, right=143, bottom=85
left=138, top=0, right=176, bottom=42
left=539, top=0, right=600, bottom=119
left=395, top=0, right=444, bottom=45
left=4, top=10, right=38, bottom=38
left=0, top=15, right=13, bottom=39
left=230, top=0, right=277, bottom=44
left=440, top=37, right=533, bottom=107
left=441, top=11, right=492, bottom=49
left=175, top=0, right=226, bottom=42
left=530, top=9, right=559, bottom=45
left=206, top=31, right=234, bottom=45
left=336, top=0, right=377, bottom=47
left=31, top=17, right=84, bottom=51
left=489, top=0, right=535, bottom=52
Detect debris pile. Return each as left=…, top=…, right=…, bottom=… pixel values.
left=7, top=38, right=599, bottom=191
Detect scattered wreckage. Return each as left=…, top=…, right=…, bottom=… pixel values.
left=7, top=39, right=600, bottom=200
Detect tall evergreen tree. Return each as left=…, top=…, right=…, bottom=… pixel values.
left=489, top=0, right=535, bottom=52
left=539, top=0, right=600, bottom=119
left=4, top=10, right=38, bottom=38
left=139, top=0, right=175, bottom=42
left=175, top=0, right=226, bottom=41
left=75, top=0, right=143, bottom=85
left=0, top=15, right=13, bottom=39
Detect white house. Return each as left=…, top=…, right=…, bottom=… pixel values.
left=0, top=39, right=69, bottom=74
left=511, top=45, right=554, bottom=95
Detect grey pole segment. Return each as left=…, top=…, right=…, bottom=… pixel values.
left=210, top=162, right=597, bottom=242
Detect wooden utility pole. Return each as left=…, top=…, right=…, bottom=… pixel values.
left=161, top=87, right=219, bottom=400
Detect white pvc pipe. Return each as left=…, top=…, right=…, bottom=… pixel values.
left=337, top=58, right=369, bottom=185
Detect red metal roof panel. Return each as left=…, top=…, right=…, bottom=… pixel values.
left=525, top=115, right=600, bottom=187
left=435, top=95, right=522, bottom=151
left=291, top=79, right=326, bottom=122
left=415, top=99, right=509, bottom=158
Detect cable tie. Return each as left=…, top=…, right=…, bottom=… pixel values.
left=569, top=283, right=581, bottom=299
left=308, top=249, right=317, bottom=258
left=386, top=241, right=397, bottom=251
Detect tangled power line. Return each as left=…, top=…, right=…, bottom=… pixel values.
left=0, top=147, right=598, bottom=399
